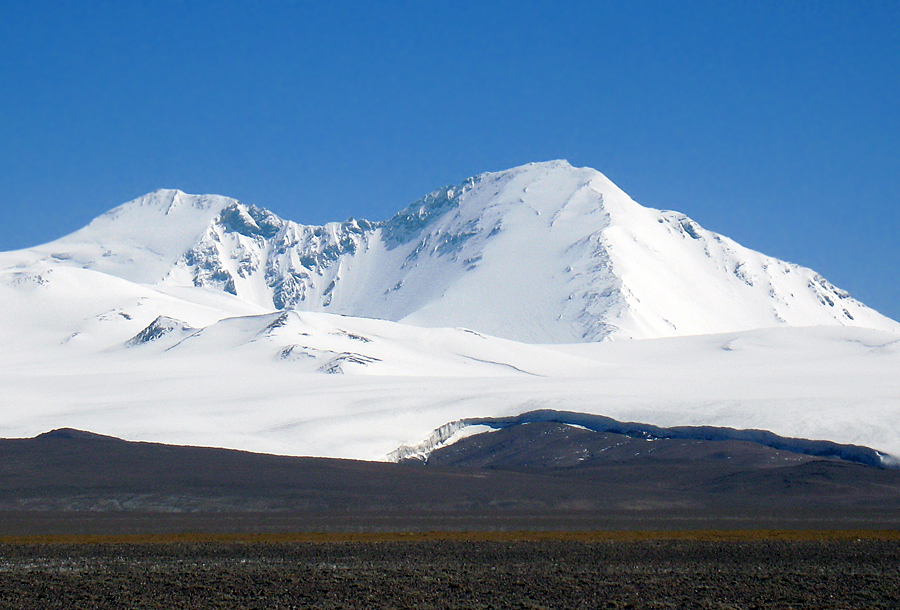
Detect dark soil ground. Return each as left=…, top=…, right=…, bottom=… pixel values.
left=1, top=538, right=899, bottom=609
left=4, top=426, right=900, bottom=532
left=3, top=427, right=900, bottom=608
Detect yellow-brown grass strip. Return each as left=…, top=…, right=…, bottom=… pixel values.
left=2, top=530, right=900, bottom=545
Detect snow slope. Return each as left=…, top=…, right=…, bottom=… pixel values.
left=0, top=319, right=897, bottom=462
left=0, top=161, right=898, bottom=463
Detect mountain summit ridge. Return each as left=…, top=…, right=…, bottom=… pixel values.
left=7, top=160, right=898, bottom=343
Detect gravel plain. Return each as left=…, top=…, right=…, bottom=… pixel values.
left=1, top=538, right=899, bottom=609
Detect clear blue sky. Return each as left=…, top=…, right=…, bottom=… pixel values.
left=1, top=1, right=898, bottom=321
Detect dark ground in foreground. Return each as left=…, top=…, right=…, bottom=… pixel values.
left=4, top=425, right=900, bottom=536
left=3, top=424, right=900, bottom=609
left=1, top=539, right=899, bottom=610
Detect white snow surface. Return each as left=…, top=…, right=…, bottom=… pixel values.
left=1, top=160, right=898, bottom=461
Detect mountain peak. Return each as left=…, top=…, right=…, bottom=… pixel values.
left=29, top=190, right=245, bottom=284
left=500, top=159, right=573, bottom=172
left=97, top=189, right=237, bottom=223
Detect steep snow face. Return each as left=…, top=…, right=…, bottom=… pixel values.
left=2, top=162, right=897, bottom=343
left=164, top=160, right=899, bottom=341
left=596, top=204, right=885, bottom=339
left=164, top=203, right=378, bottom=314
left=156, top=163, right=630, bottom=342
left=374, top=160, right=897, bottom=340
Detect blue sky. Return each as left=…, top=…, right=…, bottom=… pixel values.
left=1, top=1, right=898, bottom=320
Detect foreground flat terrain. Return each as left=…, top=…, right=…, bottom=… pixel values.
left=3, top=427, right=899, bottom=608
left=1, top=538, right=898, bottom=609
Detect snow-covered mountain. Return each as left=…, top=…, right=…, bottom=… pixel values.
left=1, top=161, right=899, bottom=463
left=5, top=160, right=897, bottom=344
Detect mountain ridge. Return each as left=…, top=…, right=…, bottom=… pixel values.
left=7, top=160, right=897, bottom=344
